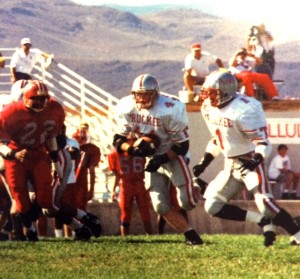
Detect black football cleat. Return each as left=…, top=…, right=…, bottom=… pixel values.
left=184, top=229, right=204, bottom=246
left=81, top=213, right=102, bottom=238
left=0, top=232, right=9, bottom=241
left=258, top=216, right=276, bottom=247
left=26, top=230, right=39, bottom=242
left=74, top=226, right=93, bottom=241
left=263, top=231, right=276, bottom=247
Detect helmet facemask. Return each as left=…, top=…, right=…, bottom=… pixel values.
left=201, top=71, right=238, bottom=108
left=22, top=80, right=50, bottom=112
left=131, top=74, right=159, bottom=110
left=200, top=88, right=220, bottom=107
left=24, top=95, right=49, bottom=112
left=132, top=91, right=157, bottom=110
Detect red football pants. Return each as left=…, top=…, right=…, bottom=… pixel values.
left=119, top=183, right=152, bottom=224
left=235, top=71, right=278, bottom=100
left=4, top=152, right=53, bottom=213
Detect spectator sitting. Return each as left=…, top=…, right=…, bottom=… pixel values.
left=183, top=42, right=223, bottom=95
left=268, top=144, right=300, bottom=199
left=229, top=48, right=279, bottom=101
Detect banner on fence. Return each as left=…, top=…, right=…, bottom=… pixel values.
left=267, top=118, right=300, bottom=144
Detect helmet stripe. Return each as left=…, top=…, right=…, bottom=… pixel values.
left=139, top=74, right=145, bottom=88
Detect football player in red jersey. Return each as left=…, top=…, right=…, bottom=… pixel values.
left=52, top=125, right=102, bottom=239
left=0, top=80, right=90, bottom=241
left=72, top=127, right=101, bottom=211
left=108, top=144, right=152, bottom=236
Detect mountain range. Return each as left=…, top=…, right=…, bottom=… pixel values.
left=1, top=0, right=299, bottom=99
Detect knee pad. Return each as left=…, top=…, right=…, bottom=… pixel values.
left=204, top=198, right=226, bottom=216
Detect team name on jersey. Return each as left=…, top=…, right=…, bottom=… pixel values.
left=203, top=113, right=233, bottom=128
left=129, top=114, right=162, bottom=127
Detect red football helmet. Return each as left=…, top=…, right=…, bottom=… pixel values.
left=22, top=80, right=50, bottom=112
left=72, top=128, right=88, bottom=145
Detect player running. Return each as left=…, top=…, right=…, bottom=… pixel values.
left=113, top=74, right=202, bottom=245
left=193, top=70, right=300, bottom=246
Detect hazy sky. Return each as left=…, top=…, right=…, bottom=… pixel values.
left=70, top=0, right=299, bottom=43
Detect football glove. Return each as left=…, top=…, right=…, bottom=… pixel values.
left=127, top=139, right=156, bottom=157
left=144, top=154, right=169, bottom=172
left=239, top=153, right=263, bottom=172
left=193, top=152, right=214, bottom=177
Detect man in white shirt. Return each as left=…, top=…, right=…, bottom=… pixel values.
left=268, top=144, right=300, bottom=199
left=183, top=42, right=223, bottom=93
left=10, top=37, right=53, bottom=83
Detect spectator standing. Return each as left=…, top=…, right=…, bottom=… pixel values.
left=268, top=144, right=300, bottom=199
left=108, top=146, right=152, bottom=236
left=247, top=24, right=275, bottom=77
left=183, top=42, right=223, bottom=95
left=193, top=70, right=300, bottom=246
left=72, top=127, right=101, bottom=210
left=10, top=38, right=53, bottom=83
left=113, top=73, right=203, bottom=245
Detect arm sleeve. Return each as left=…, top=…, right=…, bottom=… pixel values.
left=238, top=100, right=271, bottom=158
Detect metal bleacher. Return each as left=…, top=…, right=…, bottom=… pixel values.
left=0, top=48, right=120, bottom=200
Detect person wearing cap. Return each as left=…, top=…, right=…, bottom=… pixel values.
left=9, top=37, right=54, bottom=83
left=183, top=42, right=224, bottom=94
left=229, top=47, right=279, bottom=101
left=268, top=144, right=300, bottom=199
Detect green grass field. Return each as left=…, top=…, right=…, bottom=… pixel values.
left=1, top=234, right=300, bottom=279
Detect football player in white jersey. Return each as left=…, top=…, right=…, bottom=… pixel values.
left=193, top=70, right=300, bottom=246
left=113, top=74, right=203, bottom=245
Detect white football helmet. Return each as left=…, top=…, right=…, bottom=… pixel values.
left=201, top=71, right=238, bottom=107
left=131, top=74, right=159, bottom=110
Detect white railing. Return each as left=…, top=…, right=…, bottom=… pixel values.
left=0, top=48, right=122, bottom=200
left=0, top=48, right=120, bottom=156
